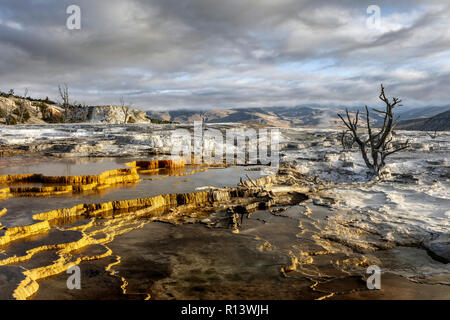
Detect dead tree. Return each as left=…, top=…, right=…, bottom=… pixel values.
left=119, top=96, right=130, bottom=123
left=58, top=84, right=70, bottom=108
left=17, top=88, right=29, bottom=123
left=339, top=130, right=355, bottom=149
left=4, top=107, right=12, bottom=125
left=4, top=89, right=13, bottom=124
left=58, top=84, right=72, bottom=122
left=337, top=84, right=410, bottom=176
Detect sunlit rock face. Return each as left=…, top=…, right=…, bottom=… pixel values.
left=68, top=105, right=151, bottom=124
left=0, top=96, right=48, bottom=125
left=0, top=95, right=152, bottom=125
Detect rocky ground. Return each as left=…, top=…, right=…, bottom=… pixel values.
left=0, top=123, right=448, bottom=299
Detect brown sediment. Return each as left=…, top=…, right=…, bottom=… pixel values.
left=258, top=241, right=273, bottom=252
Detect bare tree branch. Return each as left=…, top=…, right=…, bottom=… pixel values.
left=58, top=84, right=72, bottom=122
left=119, top=96, right=131, bottom=124
left=337, top=84, right=410, bottom=177
left=17, top=88, right=29, bottom=124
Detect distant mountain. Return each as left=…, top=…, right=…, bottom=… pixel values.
left=147, top=106, right=336, bottom=127
left=395, top=105, right=450, bottom=120
left=396, top=110, right=450, bottom=131
left=147, top=105, right=450, bottom=128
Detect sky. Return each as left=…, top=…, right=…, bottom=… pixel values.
left=0, top=0, right=449, bottom=111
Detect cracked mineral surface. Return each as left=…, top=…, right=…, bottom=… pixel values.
left=0, top=124, right=448, bottom=299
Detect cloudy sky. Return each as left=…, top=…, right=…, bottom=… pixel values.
left=0, top=0, right=449, bottom=110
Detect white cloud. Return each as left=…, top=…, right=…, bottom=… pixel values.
left=0, top=0, right=449, bottom=109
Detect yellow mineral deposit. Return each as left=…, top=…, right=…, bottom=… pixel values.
left=126, top=159, right=186, bottom=170
left=0, top=169, right=140, bottom=198
left=281, top=254, right=299, bottom=274
left=232, top=212, right=240, bottom=234
left=0, top=160, right=192, bottom=199
left=258, top=241, right=273, bottom=252
left=0, top=208, right=6, bottom=230
left=105, top=255, right=122, bottom=276
left=120, top=277, right=129, bottom=294
left=0, top=187, right=234, bottom=300
left=0, top=187, right=11, bottom=200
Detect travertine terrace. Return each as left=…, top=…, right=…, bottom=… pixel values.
left=0, top=124, right=449, bottom=300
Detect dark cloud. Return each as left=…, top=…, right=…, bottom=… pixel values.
left=0, top=0, right=448, bottom=109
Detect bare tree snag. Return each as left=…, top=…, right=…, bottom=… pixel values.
left=119, top=96, right=130, bottom=124
left=17, top=88, right=29, bottom=124
left=58, top=84, right=70, bottom=108
left=58, top=84, right=73, bottom=122
left=339, top=130, right=355, bottom=149
left=337, top=84, right=410, bottom=176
